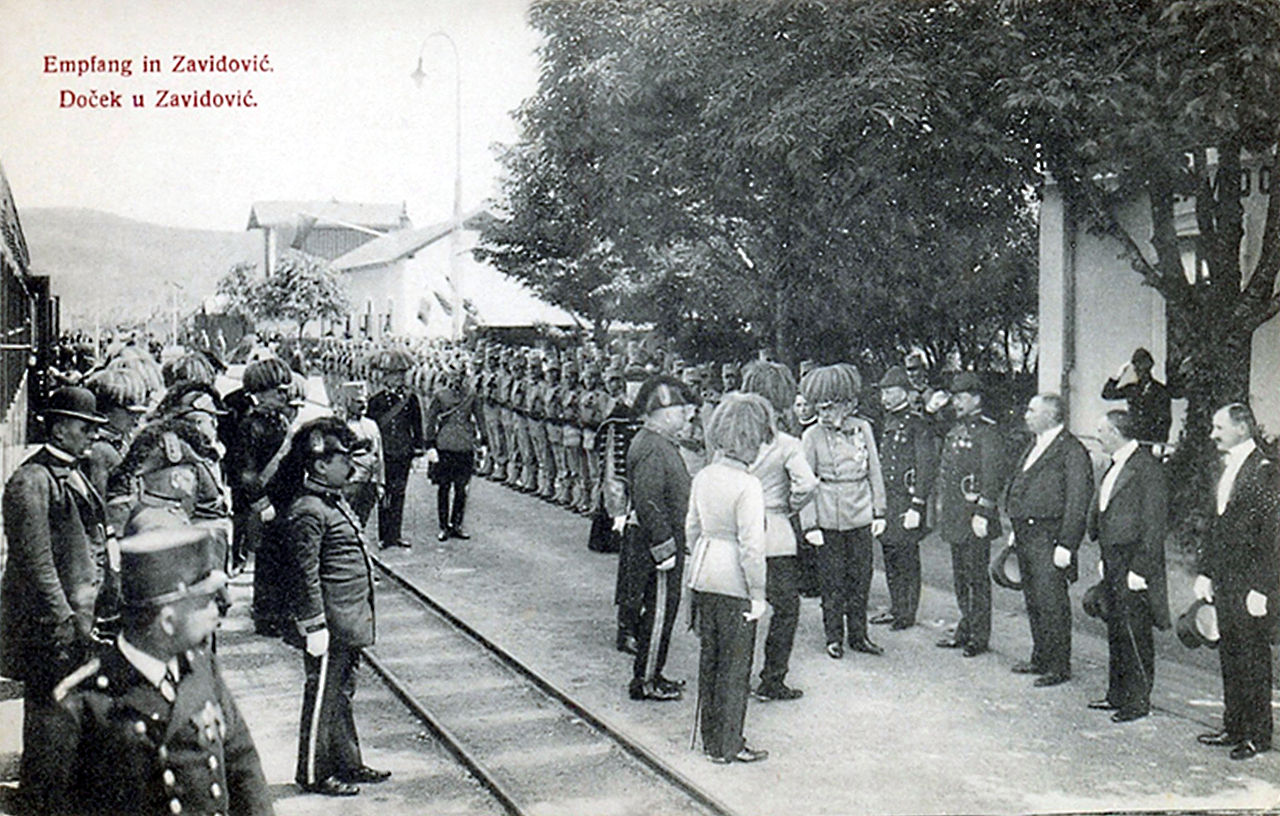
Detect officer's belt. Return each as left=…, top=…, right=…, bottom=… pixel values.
left=819, top=476, right=864, bottom=483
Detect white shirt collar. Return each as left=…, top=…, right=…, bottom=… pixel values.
left=1110, top=439, right=1140, bottom=468
left=117, top=634, right=171, bottom=690
left=1225, top=438, right=1257, bottom=465
left=1035, top=425, right=1063, bottom=447
left=43, top=444, right=78, bottom=463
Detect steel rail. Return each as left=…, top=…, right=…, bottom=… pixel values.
left=370, top=553, right=741, bottom=816
left=359, top=646, right=524, bottom=816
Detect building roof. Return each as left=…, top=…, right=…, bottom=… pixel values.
left=246, top=200, right=408, bottom=231
left=330, top=220, right=454, bottom=271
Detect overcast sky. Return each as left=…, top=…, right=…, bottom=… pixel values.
left=0, top=0, right=540, bottom=231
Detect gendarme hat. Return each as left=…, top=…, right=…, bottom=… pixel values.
left=44, top=386, right=108, bottom=425
left=877, top=366, right=911, bottom=389
left=120, top=526, right=226, bottom=608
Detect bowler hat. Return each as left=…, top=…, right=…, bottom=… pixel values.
left=43, top=386, right=108, bottom=425
left=120, top=526, right=226, bottom=608
left=989, top=542, right=1022, bottom=591
left=1176, top=599, right=1220, bottom=650
left=1082, top=582, right=1110, bottom=620
left=878, top=366, right=911, bottom=389
left=951, top=371, right=984, bottom=395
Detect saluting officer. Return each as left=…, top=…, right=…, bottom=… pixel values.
left=871, top=366, right=938, bottom=631
left=41, top=527, right=273, bottom=816
left=934, top=372, right=1003, bottom=657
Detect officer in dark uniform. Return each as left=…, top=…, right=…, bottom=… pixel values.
left=934, top=372, right=1003, bottom=657
left=367, top=350, right=424, bottom=549
left=274, top=417, right=387, bottom=796
left=41, top=526, right=272, bottom=816
left=871, top=366, right=938, bottom=630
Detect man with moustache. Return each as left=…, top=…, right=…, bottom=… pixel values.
left=1194, top=403, right=1280, bottom=760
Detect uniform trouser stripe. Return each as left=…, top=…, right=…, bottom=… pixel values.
left=645, top=574, right=668, bottom=681
left=305, top=649, right=330, bottom=786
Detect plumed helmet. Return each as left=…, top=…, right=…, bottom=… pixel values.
left=162, top=352, right=217, bottom=387
left=86, top=367, right=149, bottom=413
left=740, top=361, right=798, bottom=415
left=800, top=364, right=858, bottom=405
left=243, top=358, right=293, bottom=394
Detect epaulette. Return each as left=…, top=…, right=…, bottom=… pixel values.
left=53, top=657, right=103, bottom=702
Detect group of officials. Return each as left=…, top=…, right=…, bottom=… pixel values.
left=0, top=331, right=1274, bottom=814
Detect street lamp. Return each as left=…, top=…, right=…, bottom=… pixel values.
left=411, top=31, right=464, bottom=340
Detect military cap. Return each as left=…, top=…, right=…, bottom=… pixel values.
left=603, top=365, right=624, bottom=382
left=951, top=371, right=984, bottom=395
left=43, top=386, right=108, bottom=425
left=119, top=526, right=226, bottom=608
left=1176, top=599, right=1220, bottom=650
left=877, top=366, right=911, bottom=389
left=341, top=380, right=369, bottom=399
left=561, top=358, right=578, bottom=376
left=721, top=362, right=740, bottom=376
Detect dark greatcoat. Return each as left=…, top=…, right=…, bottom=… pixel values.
left=1088, top=445, right=1171, bottom=629
left=39, top=642, right=272, bottom=816
left=0, top=447, right=105, bottom=679
left=1006, top=428, right=1094, bottom=582
left=282, top=483, right=376, bottom=648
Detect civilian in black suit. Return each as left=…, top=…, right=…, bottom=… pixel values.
left=1195, top=403, right=1280, bottom=760
left=1005, top=394, right=1093, bottom=687
left=1088, top=410, right=1169, bottom=722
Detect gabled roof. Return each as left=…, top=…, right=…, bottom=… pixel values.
left=246, top=200, right=408, bottom=231
left=330, top=220, right=454, bottom=271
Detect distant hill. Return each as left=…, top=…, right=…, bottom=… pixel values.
left=19, top=208, right=260, bottom=328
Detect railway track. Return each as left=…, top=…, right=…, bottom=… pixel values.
left=360, top=553, right=739, bottom=816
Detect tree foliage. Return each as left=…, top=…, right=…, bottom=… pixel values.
left=477, top=0, right=1038, bottom=370
left=215, top=251, right=349, bottom=338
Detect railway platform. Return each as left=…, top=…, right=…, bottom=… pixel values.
left=4, top=468, right=1280, bottom=814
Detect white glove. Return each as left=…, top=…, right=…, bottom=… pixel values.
left=902, top=508, right=921, bottom=530
left=744, top=599, right=768, bottom=622
left=260, top=504, right=276, bottom=523
left=426, top=448, right=440, bottom=464
left=1247, top=590, right=1268, bottom=617
left=305, top=628, right=330, bottom=657
left=1053, top=545, right=1071, bottom=569
left=925, top=390, right=950, bottom=414
left=871, top=518, right=887, bottom=537
left=1098, top=560, right=1105, bottom=579
left=1193, top=574, right=1213, bottom=603
left=1127, top=571, right=1148, bottom=591
left=805, top=530, right=825, bottom=546
left=970, top=515, right=988, bottom=539
left=656, top=555, right=676, bottom=572
left=612, top=516, right=627, bottom=534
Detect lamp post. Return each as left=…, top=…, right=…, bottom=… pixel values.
left=411, top=31, right=464, bottom=340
